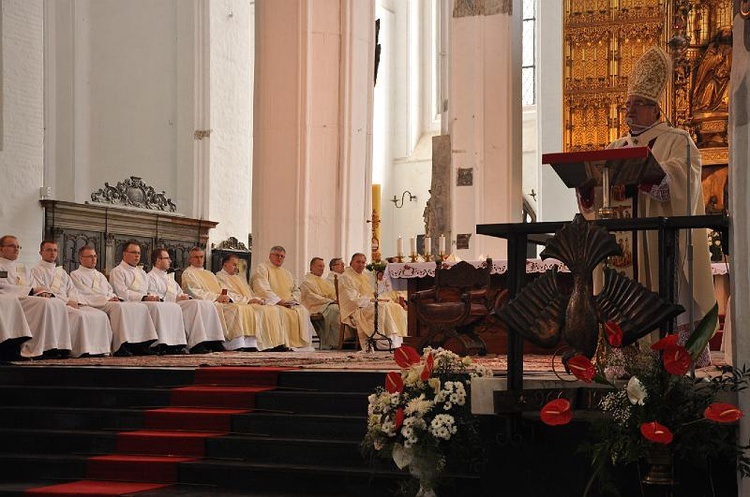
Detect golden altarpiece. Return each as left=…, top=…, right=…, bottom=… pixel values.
left=564, top=0, right=732, bottom=207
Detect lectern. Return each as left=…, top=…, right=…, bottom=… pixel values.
left=542, top=146, right=663, bottom=219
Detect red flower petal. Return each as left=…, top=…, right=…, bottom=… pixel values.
left=604, top=321, right=623, bottom=348
left=705, top=403, right=743, bottom=423
left=394, top=346, right=422, bottom=368
left=640, top=421, right=674, bottom=444
left=662, top=346, right=691, bottom=376
left=567, top=355, right=595, bottom=383
left=651, top=334, right=680, bottom=351
left=540, top=399, right=572, bottom=426
left=420, top=353, right=434, bottom=381
left=385, top=371, right=404, bottom=393
left=394, top=407, right=405, bottom=430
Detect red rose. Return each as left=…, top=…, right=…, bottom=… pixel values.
left=394, top=345, right=422, bottom=368
left=604, top=321, right=623, bottom=348
left=540, top=398, right=572, bottom=426
left=420, top=353, right=434, bottom=381
left=662, top=346, right=691, bottom=376
left=704, top=403, right=743, bottom=423
left=567, top=355, right=595, bottom=383
left=640, top=421, right=673, bottom=444
left=385, top=371, right=404, bottom=393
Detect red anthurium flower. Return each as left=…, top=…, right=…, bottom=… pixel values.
left=420, top=353, right=435, bottom=381
left=650, top=334, right=680, bottom=351
left=385, top=371, right=404, bottom=393
left=604, top=321, right=623, bottom=348
left=394, top=407, right=405, bottom=430
left=567, top=355, right=595, bottom=383
left=705, top=403, right=743, bottom=423
left=540, top=399, right=572, bottom=426
left=662, top=346, right=691, bottom=376
left=640, top=421, right=674, bottom=444
left=394, top=346, right=422, bottom=368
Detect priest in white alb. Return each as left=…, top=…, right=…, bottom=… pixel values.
left=251, top=246, right=314, bottom=351
left=0, top=295, right=33, bottom=361
left=338, top=253, right=406, bottom=350
left=0, top=235, right=71, bottom=358
left=300, top=257, right=340, bottom=349
left=30, top=240, right=113, bottom=357
left=215, top=253, right=289, bottom=351
left=70, top=245, right=159, bottom=356
left=147, top=248, right=226, bottom=354
left=109, top=241, right=188, bottom=353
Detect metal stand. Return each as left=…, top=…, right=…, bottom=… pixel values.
left=365, top=290, right=393, bottom=352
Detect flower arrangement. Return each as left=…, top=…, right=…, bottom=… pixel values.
left=541, top=308, right=750, bottom=495
left=708, top=230, right=724, bottom=262
left=366, top=260, right=388, bottom=273
left=362, top=345, right=493, bottom=496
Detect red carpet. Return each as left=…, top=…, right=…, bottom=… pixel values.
left=25, top=366, right=293, bottom=495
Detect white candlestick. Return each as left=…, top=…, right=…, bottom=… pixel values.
left=424, top=237, right=431, bottom=255
left=439, top=234, right=446, bottom=254
left=397, top=236, right=403, bottom=256
left=409, top=237, right=417, bottom=255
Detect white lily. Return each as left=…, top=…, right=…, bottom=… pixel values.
left=626, top=376, right=647, bottom=406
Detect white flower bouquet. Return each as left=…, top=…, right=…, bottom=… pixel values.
left=362, top=346, right=492, bottom=496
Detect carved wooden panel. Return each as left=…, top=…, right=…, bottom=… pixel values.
left=41, top=200, right=218, bottom=276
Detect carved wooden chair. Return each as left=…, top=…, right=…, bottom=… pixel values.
left=410, top=259, right=493, bottom=356
left=333, top=275, right=360, bottom=350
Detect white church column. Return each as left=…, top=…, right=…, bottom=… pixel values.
left=253, top=0, right=375, bottom=275
left=448, top=0, right=522, bottom=260
left=729, top=13, right=750, bottom=497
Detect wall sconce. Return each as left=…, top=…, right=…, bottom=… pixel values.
left=391, top=191, right=417, bottom=208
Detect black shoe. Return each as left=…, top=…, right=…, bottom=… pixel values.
left=208, top=341, right=225, bottom=352
left=265, top=345, right=291, bottom=352
left=240, top=347, right=258, bottom=352
left=189, top=344, right=210, bottom=355
left=42, top=349, right=61, bottom=359
left=114, top=345, right=133, bottom=357
left=167, top=345, right=188, bottom=355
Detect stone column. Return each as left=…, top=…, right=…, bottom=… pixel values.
left=729, top=11, right=750, bottom=497
left=252, top=0, right=375, bottom=276
left=447, top=0, right=522, bottom=260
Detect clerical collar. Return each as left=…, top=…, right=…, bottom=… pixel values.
left=38, top=260, right=57, bottom=269
left=629, top=120, right=660, bottom=137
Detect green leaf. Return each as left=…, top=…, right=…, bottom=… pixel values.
left=684, top=303, right=719, bottom=362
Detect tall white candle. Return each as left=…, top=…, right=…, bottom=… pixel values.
left=424, top=237, right=431, bottom=255
left=439, top=234, right=446, bottom=254
left=397, top=236, right=403, bottom=256
left=409, top=237, right=417, bottom=255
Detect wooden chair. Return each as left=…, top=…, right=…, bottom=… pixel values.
left=309, top=313, right=324, bottom=349
left=410, top=259, right=493, bottom=356
left=333, top=275, right=360, bottom=350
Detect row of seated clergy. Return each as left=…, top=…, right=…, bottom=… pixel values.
left=180, top=247, right=313, bottom=351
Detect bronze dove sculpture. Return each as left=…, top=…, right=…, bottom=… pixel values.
left=496, top=214, right=684, bottom=359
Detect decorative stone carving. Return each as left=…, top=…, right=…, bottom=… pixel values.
left=214, top=237, right=249, bottom=251
left=453, top=0, right=511, bottom=18
left=424, top=136, right=452, bottom=251
left=457, top=168, right=474, bottom=186
left=90, top=176, right=177, bottom=212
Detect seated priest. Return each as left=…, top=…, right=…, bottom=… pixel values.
left=0, top=235, right=71, bottom=358
left=215, top=253, right=291, bottom=352
left=0, top=295, right=33, bottom=361
left=147, top=248, right=226, bottom=354
left=30, top=240, right=113, bottom=357
left=251, top=245, right=314, bottom=351
left=300, top=257, right=340, bottom=350
left=327, top=257, right=345, bottom=283
left=338, top=253, right=407, bottom=350
left=70, top=245, right=159, bottom=357
left=109, top=241, right=188, bottom=354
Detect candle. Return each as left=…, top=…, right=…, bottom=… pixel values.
left=439, top=234, right=446, bottom=254
left=397, top=236, right=403, bottom=256
left=371, top=184, right=381, bottom=262
left=424, top=237, right=431, bottom=255
left=409, top=237, right=417, bottom=255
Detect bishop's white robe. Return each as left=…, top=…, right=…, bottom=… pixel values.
left=181, top=265, right=260, bottom=349
left=147, top=268, right=225, bottom=349
left=0, top=256, right=71, bottom=357
left=0, top=295, right=32, bottom=348
left=215, top=269, right=287, bottom=350
left=109, top=261, right=187, bottom=347
left=251, top=262, right=313, bottom=350
left=31, top=261, right=113, bottom=357
left=338, top=267, right=406, bottom=350
left=300, top=272, right=340, bottom=349
left=70, top=266, right=158, bottom=352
